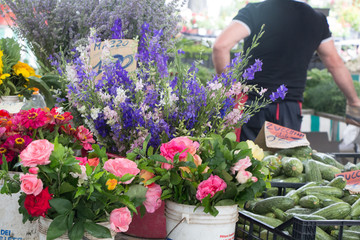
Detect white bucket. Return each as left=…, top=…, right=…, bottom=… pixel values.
left=38, top=217, right=116, bottom=240
left=0, top=173, right=38, bottom=239
left=165, top=201, right=238, bottom=240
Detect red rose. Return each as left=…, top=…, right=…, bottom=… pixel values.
left=24, top=187, right=52, bottom=217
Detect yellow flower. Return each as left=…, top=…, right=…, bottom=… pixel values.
left=106, top=179, right=118, bottom=190
left=0, top=50, right=3, bottom=75
left=246, top=140, right=264, bottom=161
left=12, top=61, right=38, bottom=78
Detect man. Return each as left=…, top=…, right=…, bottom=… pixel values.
left=212, top=0, right=360, bottom=141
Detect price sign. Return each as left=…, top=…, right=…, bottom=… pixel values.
left=89, top=39, right=138, bottom=81
left=335, top=170, right=360, bottom=194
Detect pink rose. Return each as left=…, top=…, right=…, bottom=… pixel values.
left=19, top=139, right=54, bottom=167
left=109, top=207, right=132, bottom=232
left=20, top=173, right=43, bottom=196
left=196, top=175, right=227, bottom=201
left=231, top=156, right=252, bottom=175
left=28, top=167, right=39, bottom=174
left=104, top=158, right=140, bottom=184
left=160, top=137, right=200, bottom=169
left=143, top=184, right=162, bottom=213
left=236, top=170, right=252, bottom=184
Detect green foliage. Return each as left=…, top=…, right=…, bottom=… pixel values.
left=303, top=68, right=360, bottom=116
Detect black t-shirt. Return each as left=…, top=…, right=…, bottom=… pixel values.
left=233, top=0, right=331, bottom=101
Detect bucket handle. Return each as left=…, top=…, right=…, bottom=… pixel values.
left=165, top=216, right=187, bottom=240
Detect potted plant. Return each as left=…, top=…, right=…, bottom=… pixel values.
left=0, top=38, right=54, bottom=111
left=127, top=133, right=269, bottom=240
left=0, top=108, right=150, bottom=239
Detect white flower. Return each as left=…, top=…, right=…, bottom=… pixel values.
left=135, top=79, right=144, bottom=91
left=114, top=87, right=127, bottom=104
left=66, top=65, right=79, bottom=84
left=78, top=105, right=87, bottom=114
left=90, top=108, right=101, bottom=120
left=70, top=165, right=88, bottom=186
left=208, top=81, right=223, bottom=91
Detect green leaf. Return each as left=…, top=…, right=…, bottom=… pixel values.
left=225, top=132, right=237, bottom=142
left=74, top=187, right=86, bottom=198
left=126, top=152, right=137, bottom=160
left=125, top=185, right=147, bottom=206
left=119, top=196, right=137, bottom=213
left=59, top=182, right=76, bottom=194
left=215, top=199, right=236, bottom=206
left=119, top=173, right=135, bottom=183
left=170, top=171, right=182, bottom=185
left=68, top=221, right=84, bottom=240
left=149, top=154, right=169, bottom=163
left=147, top=146, right=154, bottom=156
left=46, top=215, right=68, bottom=240
left=49, top=198, right=73, bottom=215
left=84, top=222, right=111, bottom=238
left=76, top=204, right=96, bottom=220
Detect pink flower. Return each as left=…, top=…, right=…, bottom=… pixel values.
left=20, top=173, right=43, bottom=196
left=29, top=167, right=39, bottom=174
left=231, top=156, right=252, bottom=175
left=143, top=184, right=162, bottom=213
left=236, top=170, right=252, bottom=184
left=160, top=137, right=199, bottom=169
left=18, top=108, right=49, bottom=129
left=104, top=158, right=140, bottom=184
left=109, top=207, right=132, bottom=232
left=76, top=157, right=88, bottom=166
left=196, top=175, right=227, bottom=201
left=20, top=139, right=54, bottom=167
left=251, top=177, right=258, bottom=182
left=75, top=126, right=96, bottom=150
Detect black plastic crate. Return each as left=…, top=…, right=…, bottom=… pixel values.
left=237, top=211, right=360, bottom=240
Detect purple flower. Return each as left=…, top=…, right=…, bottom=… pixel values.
left=111, top=18, right=123, bottom=39
left=269, top=92, right=279, bottom=102
left=277, top=84, right=288, bottom=100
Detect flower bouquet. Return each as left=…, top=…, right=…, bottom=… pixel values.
left=0, top=38, right=54, bottom=106
left=0, top=108, right=150, bottom=239
left=126, top=133, right=270, bottom=239
left=62, top=20, right=287, bottom=157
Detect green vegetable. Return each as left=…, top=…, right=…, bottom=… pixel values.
left=311, top=202, right=351, bottom=219
left=311, top=151, right=344, bottom=170
left=239, top=210, right=283, bottom=228
left=344, top=162, right=358, bottom=172
left=299, top=186, right=344, bottom=198
left=282, top=157, right=303, bottom=177
left=305, top=160, right=322, bottom=182
left=299, top=195, right=320, bottom=209
left=342, top=195, right=360, bottom=205
left=285, top=207, right=317, bottom=215
left=315, top=227, right=335, bottom=240
left=350, top=197, right=360, bottom=217
left=262, top=155, right=282, bottom=176
left=331, top=229, right=360, bottom=240
left=252, top=196, right=295, bottom=214
left=312, top=161, right=341, bottom=181
left=290, top=213, right=326, bottom=221
left=327, top=176, right=347, bottom=189
left=311, top=193, right=343, bottom=207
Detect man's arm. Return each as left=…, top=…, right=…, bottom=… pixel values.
left=212, top=21, right=250, bottom=74
left=317, top=40, right=360, bottom=107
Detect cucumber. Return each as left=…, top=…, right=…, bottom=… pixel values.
left=285, top=181, right=318, bottom=197
left=265, top=212, right=276, bottom=218
left=311, top=202, right=351, bottom=219
left=342, top=195, right=360, bottom=205
left=344, top=162, right=358, bottom=172
left=285, top=207, right=317, bottom=215
left=244, top=199, right=261, bottom=211
left=290, top=213, right=326, bottom=221
left=271, top=207, right=288, bottom=221
left=299, top=186, right=344, bottom=198
left=305, top=160, right=322, bottom=182
left=311, top=193, right=343, bottom=207
left=282, top=157, right=303, bottom=177
left=312, top=161, right=342, bottom=181
left=263, top=155, right=282, bottom=176
left=299, top=195, right=320, bottom=209
left=252, top=196, right=295, bottom=214
left=315, top=227, right=335, bottom=240
left=276, top=146, right=313, bottom=160
left=331, top=230, right=360, bottom=239
left=239, top=210, right=283, bottom=227
left=350, top=197, right=360, bottom=217
left=327, top=176, right=347, bottom=189
left=264, top=187, right=279, bottom=197
left=311, top=151, right=344, bottom=170
left=285, top=189, right=300, bottom=205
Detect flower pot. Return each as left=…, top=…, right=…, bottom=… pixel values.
left=38, top=217, right=116, bottom=240
left=0, top=95, right=24, bottom=113
left=165, top=201, right=238, bottom=240
left=0, top=172, right=38, bottom=239
left=124, top=201, right=167, bottom=239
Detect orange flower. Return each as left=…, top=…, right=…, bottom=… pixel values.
left=106, top=179, right=117, bottom=190
left=140, top=169, right=155, bottom=185
left=88, top=157, right=99, bottom=167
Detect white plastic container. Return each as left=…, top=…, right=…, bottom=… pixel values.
left=38, top=217, right=116, bottom=240
left=0, top=174, right=38, bottom=239
left=165, top=201, right=238, bottom=240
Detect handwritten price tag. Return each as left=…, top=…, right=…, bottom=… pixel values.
left=89, top=39, right=138, bottom=81
left=335, top=170, right=360, bottom=194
